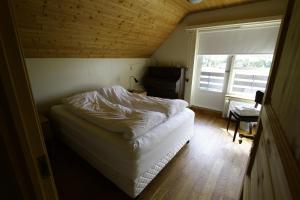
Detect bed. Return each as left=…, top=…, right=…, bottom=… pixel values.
left=50, top=86, right=195, bottom=197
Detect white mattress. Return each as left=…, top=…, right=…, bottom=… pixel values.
left=51, top=105, right=195, bottom=197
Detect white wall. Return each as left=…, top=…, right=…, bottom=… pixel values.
left=26, top=58, right=150, bottom=112
left=152, top=0, right=287, bottom=108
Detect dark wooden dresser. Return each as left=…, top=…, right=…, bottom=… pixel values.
left=142, top=66, right=185, bottom=99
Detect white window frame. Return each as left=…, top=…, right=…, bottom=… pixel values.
left=226, top=54, right=272, bottom=97
left=197, top=55, right=231, bottom=93
left=197, top=54, right=272, bottom=96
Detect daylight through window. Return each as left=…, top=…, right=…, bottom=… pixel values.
left=229, top=54, right=273, bottom=98
left=198, top=54, right=273, bottom=97
left=199, top=55, right=228, bottom=92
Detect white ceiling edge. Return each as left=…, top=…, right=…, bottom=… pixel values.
left=185, top=15, right=282, bottom=32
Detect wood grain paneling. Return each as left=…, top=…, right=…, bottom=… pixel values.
left=270, top=0, right=300, bottom=164
left=13, top=0, right=262, bottom=58
left=242, top=0, right=300, bottom=199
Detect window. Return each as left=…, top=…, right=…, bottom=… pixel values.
left=197, top=54, right=273, bottom=97
left=199, top=55, right=228, bottom=92
left=228, top=54, right=273, bottom=98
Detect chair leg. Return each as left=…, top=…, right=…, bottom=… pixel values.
left=233, top=120, right=240, bottom=142
left=227, top=111, right=232, bottom=131
left=249, top=123, right=253, bottom=135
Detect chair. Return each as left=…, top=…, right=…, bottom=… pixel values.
left=226, top=91, right=264, bottom=142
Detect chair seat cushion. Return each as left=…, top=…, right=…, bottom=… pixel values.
left=233, top=106, right=260, bottom=116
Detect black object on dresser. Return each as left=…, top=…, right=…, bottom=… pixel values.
left=142, top=66, right=185, bottom=99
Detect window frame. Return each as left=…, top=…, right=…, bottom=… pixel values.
left=197, top=54, right=272, bottom=97
left=226, top=54, right=272, bottom=98
left=197, top=54, right=231, bottom=93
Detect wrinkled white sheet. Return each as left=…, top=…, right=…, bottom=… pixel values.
left=63, top=91, right=166, bottom=140
left=98, top=85, right=188, bottom=117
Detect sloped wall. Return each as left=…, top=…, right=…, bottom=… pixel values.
left=26, top=58, right=150, bottom=112
left=152, top=0, right=287, bottom=103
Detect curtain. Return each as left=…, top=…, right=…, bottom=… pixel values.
left=184, top=30, right=198, bottom=103
left=198, top=26, right=280, bottom=55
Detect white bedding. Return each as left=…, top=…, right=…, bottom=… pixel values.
left=63, top=90, right=166, bottom=140
left=98, top=85, right=188, bottom=117
left=63, top=86, right=189, bottom=140
left=51, top=105, right=195, bottom=197
left=52, top=85, right=193, bottom=197
left=51, top=105, right=194, bottom=159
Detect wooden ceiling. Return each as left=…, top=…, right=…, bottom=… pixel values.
left=13, top=0, right=262, bottom=58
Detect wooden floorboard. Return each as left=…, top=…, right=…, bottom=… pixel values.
left=49, top=109, right=251, bottom=200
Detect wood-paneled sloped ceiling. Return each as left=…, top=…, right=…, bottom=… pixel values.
left=13, top=0, right=263, bottom=58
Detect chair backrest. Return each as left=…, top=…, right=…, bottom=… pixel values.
left=255, top=91, right=264, bottom=108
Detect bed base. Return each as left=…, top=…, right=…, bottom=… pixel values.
left=51, top=106, right=195, bottom=198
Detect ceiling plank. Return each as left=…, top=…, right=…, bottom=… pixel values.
left=13, top=0, right=263, bottom=58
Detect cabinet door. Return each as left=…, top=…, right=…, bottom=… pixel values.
left=243, top=0, right=300, bottom=199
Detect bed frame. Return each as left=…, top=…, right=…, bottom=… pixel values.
left=51, top=106, right=195, bottom=197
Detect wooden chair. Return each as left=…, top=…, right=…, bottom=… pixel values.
left=226, top=91, right=264, bottom=142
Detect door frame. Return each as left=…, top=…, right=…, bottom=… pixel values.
left=0, top=0, right=58, bottom=199
left=245, top=0, right=300, bottom=199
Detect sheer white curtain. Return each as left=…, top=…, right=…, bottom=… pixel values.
left=184, top=30, right=198, bottom=103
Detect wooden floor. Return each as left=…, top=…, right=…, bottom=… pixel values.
left=49, top=109, right=252, bottom=200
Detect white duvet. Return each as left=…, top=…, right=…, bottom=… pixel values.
left=63, top=86, right=188, bottom=140
left=98, top=85, right=188, bottom=117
